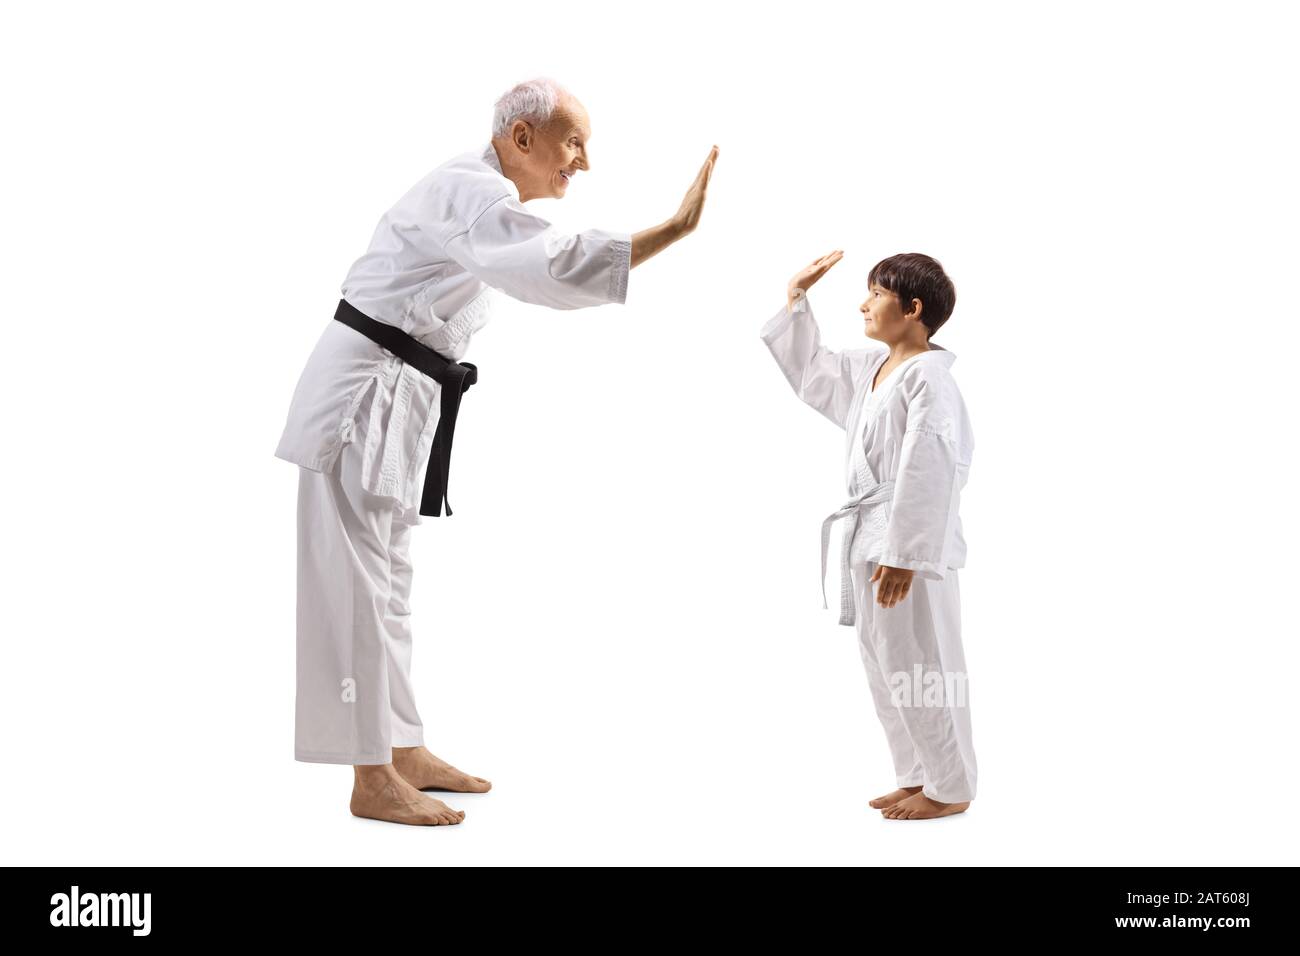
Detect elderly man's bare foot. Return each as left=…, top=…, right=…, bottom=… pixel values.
left=868, top=785, right=923, bottom=809
left=350, top=764, right=465, bottom=826
left=392, top=745, right=492, bottom=793
left=881, top=791, right=970, bottom=820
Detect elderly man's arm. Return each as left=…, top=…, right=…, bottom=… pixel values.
left=441, top=145, right=717, bottom=309
left=442, top=196, right=631, bottom=310
left=631, top=218, right=688, bottom=268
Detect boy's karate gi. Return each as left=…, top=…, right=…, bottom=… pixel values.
left=760, top=294, right=978, bottom=803
left=275, top=143, right=631, bottom=764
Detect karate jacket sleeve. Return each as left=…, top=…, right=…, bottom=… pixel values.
left=442, top=194, right=632, bottom=310
left=759, top=293, right=884, bottom=429
left=878, top=370, right=973, bottom=580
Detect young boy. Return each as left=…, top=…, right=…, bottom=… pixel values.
left=760, top=250, right=977, bottom=820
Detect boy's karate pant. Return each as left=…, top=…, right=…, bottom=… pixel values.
left=851, top=560, right=978, bottom=803
left=293, top=395, right=425, bottom=765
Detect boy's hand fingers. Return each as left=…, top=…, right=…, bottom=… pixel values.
left=876, top=570, right=911, bottom=608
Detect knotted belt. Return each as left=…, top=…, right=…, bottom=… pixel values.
left=820, top=480, right=895, bottom=626
left=332, top=298, right=478, bottom=517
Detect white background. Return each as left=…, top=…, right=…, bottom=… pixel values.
left=2, top=0, right=1297, bottom=865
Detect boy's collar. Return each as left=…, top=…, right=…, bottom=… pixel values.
left=917, top=342, right=958, bottom=368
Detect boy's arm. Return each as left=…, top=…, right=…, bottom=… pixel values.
left=759, top=293, right=881, bottom=429
left=879, top=372, right=973, bottom=580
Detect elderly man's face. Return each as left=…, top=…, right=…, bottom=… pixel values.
left=506, top=96, right=591, bottom=201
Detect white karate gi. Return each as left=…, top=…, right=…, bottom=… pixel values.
left=760, top=294, right=978, bottom=803
left=277, top=142, right=631, bottom=764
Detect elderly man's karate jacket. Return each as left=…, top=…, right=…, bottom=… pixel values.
left=275, top=142, right=632, bottom=518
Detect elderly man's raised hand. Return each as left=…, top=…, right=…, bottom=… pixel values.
left=630, top=146, right=718, bottom=268
left=673, top=146, right=718, bottom=235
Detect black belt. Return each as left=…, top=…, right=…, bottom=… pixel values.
left=332, top=298, right=478, bottom=517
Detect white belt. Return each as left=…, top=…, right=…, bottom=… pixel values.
left=820, top=481, right=895, bottom=626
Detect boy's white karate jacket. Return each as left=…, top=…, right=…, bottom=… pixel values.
left=760, top=293, right=974, bottom=608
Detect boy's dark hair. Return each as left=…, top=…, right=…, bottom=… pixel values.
left=868, top=253, right=957, bottom=339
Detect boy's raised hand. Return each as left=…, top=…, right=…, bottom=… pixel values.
left=788, top=250, right=844, bottom=309
left=870, top=564, right=915, bottom=608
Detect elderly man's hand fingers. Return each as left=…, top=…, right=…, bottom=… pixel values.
left=699, top=150, right=717, bottom=180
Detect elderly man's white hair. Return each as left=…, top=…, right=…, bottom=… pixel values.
left=491, top=77, right=574, bottom=140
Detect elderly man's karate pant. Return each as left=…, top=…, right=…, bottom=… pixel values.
left=850, top=560, right=978, bottom=804
left=294, top=400, right=425, bottom=765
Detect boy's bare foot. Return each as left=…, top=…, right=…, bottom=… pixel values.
left=882, top=791, right=970, bottom=820
left=868, top=785, right=923, bottom=809
left=392, top=746, right=492, bottom=793
left=350, top=764, right=465, bottom=826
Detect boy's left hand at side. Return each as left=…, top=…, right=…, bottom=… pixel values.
left=870, top=565, right=915, bottom=608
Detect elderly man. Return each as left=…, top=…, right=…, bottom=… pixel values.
left=275, top=78, right=717, bottom=826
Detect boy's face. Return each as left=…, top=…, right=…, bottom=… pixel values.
left=860, top=282, right=923, bottom=343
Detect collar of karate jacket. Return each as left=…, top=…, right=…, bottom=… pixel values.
left=480, top=140, right=523, bottom=202
left=481, top=140, right=503, bottom=174
left=913, top=342, right=958, bottom=370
